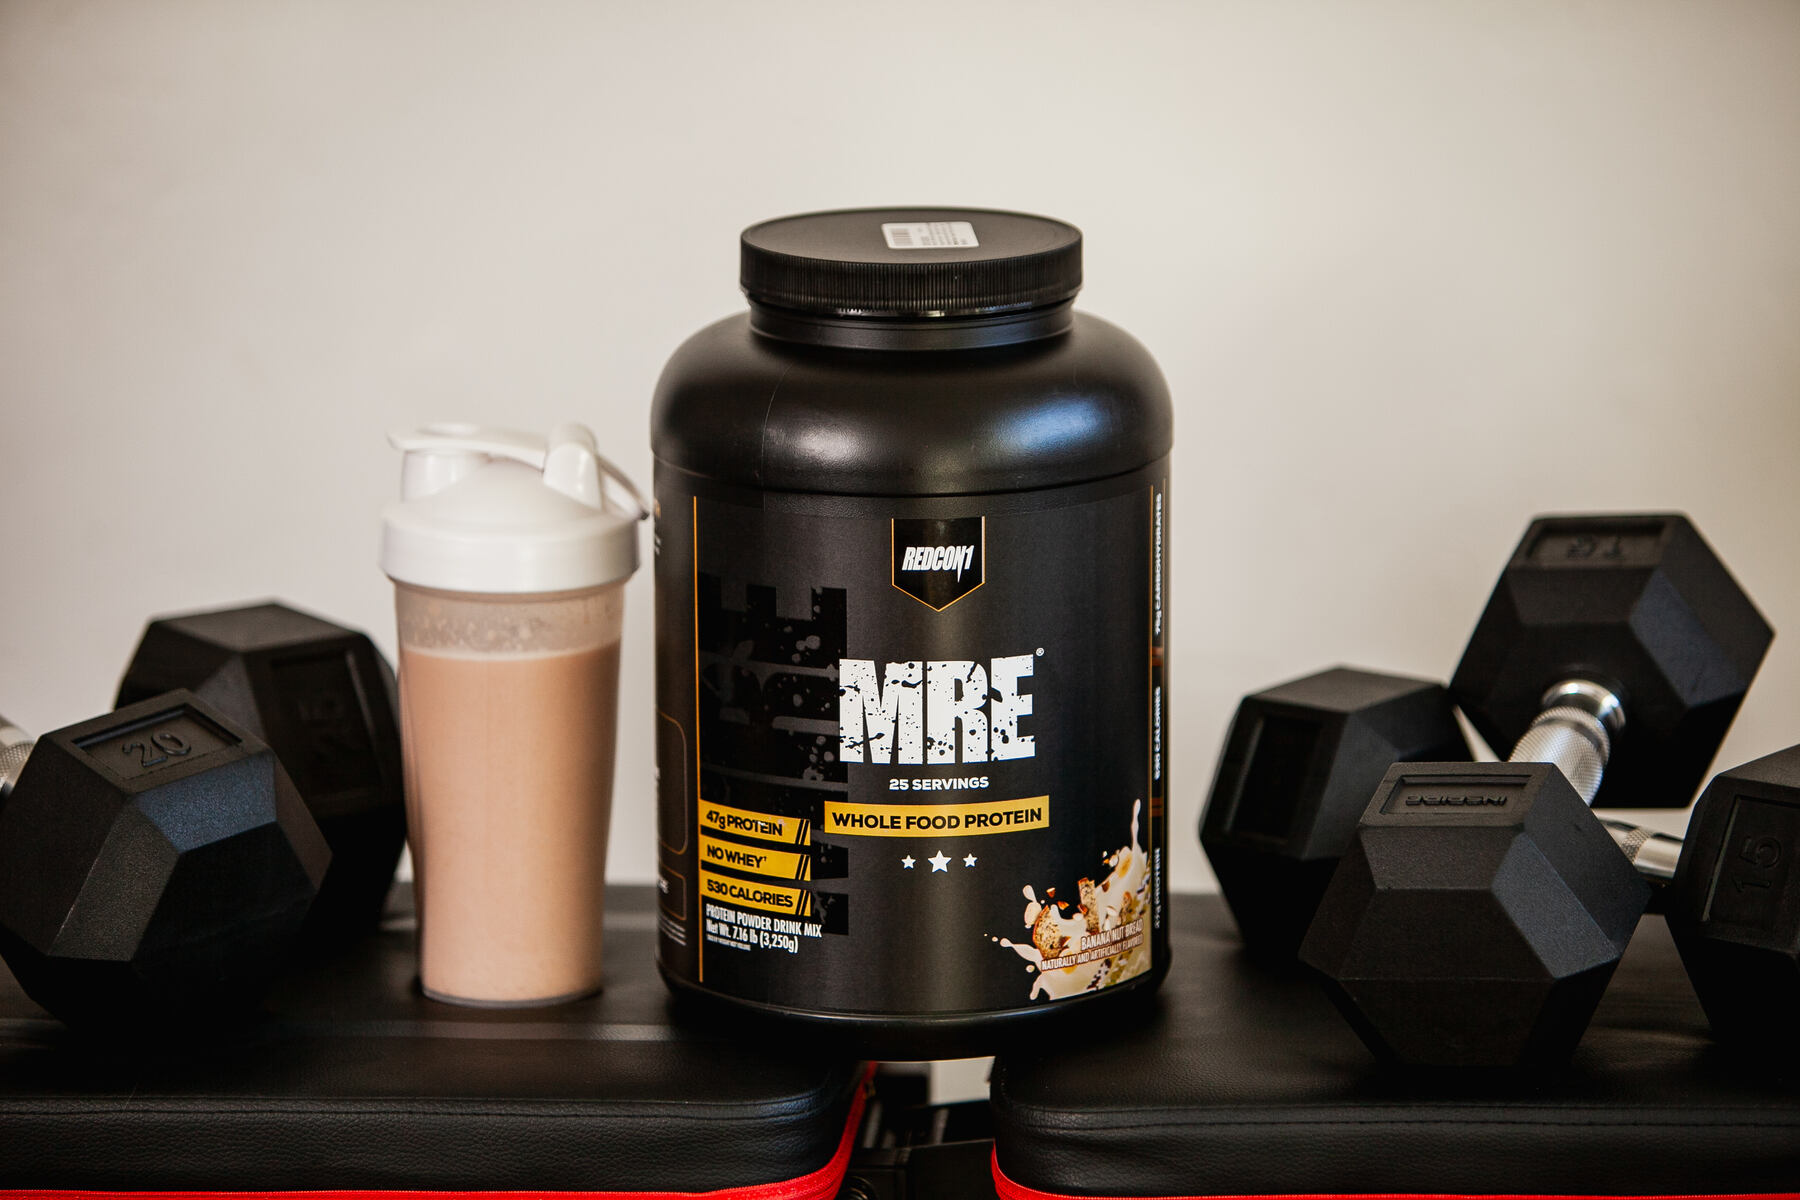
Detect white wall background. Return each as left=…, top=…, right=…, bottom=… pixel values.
left=3, top=1, right=1798, bottom=892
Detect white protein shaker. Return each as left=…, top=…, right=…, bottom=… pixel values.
left=380, top=422, right=644, bottom=1006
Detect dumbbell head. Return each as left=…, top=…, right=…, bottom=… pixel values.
left=1451, top=514, right=1771, bottom=807
left=116, top=602, right=405, bottom=943
left=0, top=692, right=330, bottom=1028
left=1303, top=513, right=1772, bottom=1068
left=1200, top=667, right=1468, bottom=963
left=1298, top=761, right=1652, bottom=1066
left=1665, top=745, right=1800, bottom=1052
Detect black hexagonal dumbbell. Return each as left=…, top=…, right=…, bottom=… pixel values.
left=1408, top=774, right=1800, bottom=1062
left=116, top=602, right=405, bottom=945
left=1486, top=788, right=1799, bottom=1060
left=1299, top=513, right=1772, bottom=1068
left=0, top=693, right=330, bottom=1028
left=1559, top=754, right=1800, bottom=1060
left=1199, top=667, right=1469, bottom=963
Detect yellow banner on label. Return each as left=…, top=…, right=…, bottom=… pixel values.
left=698, top=801, right=810, bottom=846
left=700, top=868, right=814, bottom=916
left=823, top=795, right=1049, bottom=838
left=700, top=832, right=811, bottom=880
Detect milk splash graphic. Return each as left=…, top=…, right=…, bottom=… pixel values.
left=993, top=799, right=1151, bottom=1000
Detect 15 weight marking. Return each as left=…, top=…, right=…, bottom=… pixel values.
left=1740, top=836, right=1781, bottom=870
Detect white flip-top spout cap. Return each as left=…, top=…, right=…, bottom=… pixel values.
left=380, top=422, right=647, bottom=594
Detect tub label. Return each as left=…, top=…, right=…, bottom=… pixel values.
left=653, top=463, right=1168, bottom=1015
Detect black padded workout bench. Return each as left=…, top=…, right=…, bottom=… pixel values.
left=0, top=885, right=866, bottom=1199
left=989, top=894, right=1800, bottom=1198
left=2, top=890, right=1796, bottom=1198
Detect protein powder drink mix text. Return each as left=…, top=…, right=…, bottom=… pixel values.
left=651, top=208, right=1171, bottom=1056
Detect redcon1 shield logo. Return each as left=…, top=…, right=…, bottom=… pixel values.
left=892, top=516, right=985, bottom=610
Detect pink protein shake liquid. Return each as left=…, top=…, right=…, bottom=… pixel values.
left=400, top=639, right=620, bottom=1006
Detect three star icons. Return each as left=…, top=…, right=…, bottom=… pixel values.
left=902, top=851, right=976, bottom=872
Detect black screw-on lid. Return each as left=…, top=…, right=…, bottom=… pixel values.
left=740, top=207, right=1082, bottom=319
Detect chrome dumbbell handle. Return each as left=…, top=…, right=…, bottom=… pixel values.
left=1508, top=683, right=1688, bottom=887
left=0, top=717, right=33, bottom=800
left=1507, top=679, right=1625, bottom=805
left=1600, top=819, right=1683, bottom=884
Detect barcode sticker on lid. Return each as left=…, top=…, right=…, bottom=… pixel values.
left=882, top=221, right=979, bottom=250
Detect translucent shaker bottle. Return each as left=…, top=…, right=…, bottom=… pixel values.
left=379, top=423, right=644, bottom=1006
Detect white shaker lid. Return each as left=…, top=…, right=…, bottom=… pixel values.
left=380, top=422, right=647, bottom=594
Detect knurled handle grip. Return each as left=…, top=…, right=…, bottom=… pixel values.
left=0, top=716, right=33, bottom=798
left=1511, top=706, right=1610, bottom=802
left=1600, top=818, right=1683, bottom=884
left=1506, top=680, right=1624, bottom=806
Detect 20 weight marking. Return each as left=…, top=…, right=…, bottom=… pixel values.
left=121, top=730, right=192, bottom=769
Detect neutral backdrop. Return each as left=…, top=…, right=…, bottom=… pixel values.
left=4, top=1, right=1798, bottom=893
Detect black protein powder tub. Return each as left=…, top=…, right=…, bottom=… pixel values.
left=650, top=207, right=1171, bottom=1058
